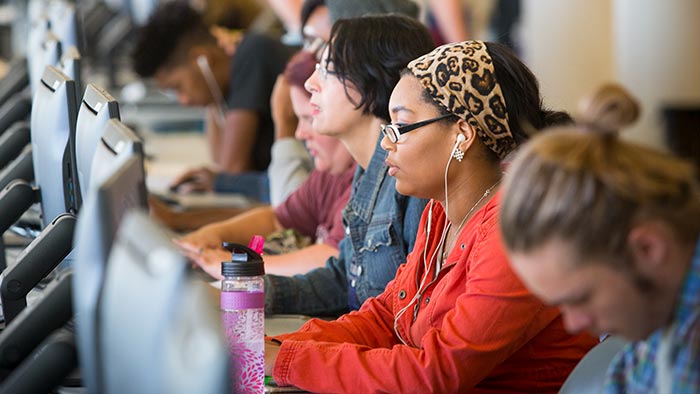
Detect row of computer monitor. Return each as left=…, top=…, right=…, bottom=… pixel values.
left=1, top=36, right=227, bottom=394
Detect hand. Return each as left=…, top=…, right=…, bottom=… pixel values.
left=180, top=246, right=229, bottom=280
left=176, top=225, right=224, bottom=254
left=264, top=340, right=281, bottom=376
left=169, top=167, right=217, bottom=194
left=210, top=25, right=243, bottom=57
left=270, top=75, right=298, bottom=141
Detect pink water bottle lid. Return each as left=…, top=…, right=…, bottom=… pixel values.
left=248, top=235, right=264, bottom=255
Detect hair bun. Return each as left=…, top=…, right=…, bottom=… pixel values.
left=577, top=83, right=640, bottom=135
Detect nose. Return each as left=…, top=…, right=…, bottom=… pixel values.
left=178, top=93, right=191, bottom=106
left=304, top=70, right=320, bottom=94
left=561, top=306, right=594, bottom=334
left=379, top=132, right=394, bottom=152
left=295, top=124, right=312, bottom=141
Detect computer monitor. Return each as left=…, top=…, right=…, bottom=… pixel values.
left=48, top=0, right=80, bottom=52
left=28, top=30, right=61, bottom=96
left=30, top=65, right=78, bottom=227
left=74, top=84, right=120, bottom=208
left=98, top=211, right=228, bottom=394
left=73, top=119, right=146, bottom=392
left=58, top=46, right=82, bottom=110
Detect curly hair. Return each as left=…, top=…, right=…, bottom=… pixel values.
left=131, top=1, right=214, bottom=77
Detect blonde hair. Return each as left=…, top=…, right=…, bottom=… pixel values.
left=500, top=83, right=700, bottom=265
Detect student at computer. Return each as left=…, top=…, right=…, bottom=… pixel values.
left=131, top=2, right=295, bottom=202
left=266, top=0, right=421, bottom=205
left=175, top=50, right=356, bottom=277
left=180, top=15, right=429, bottom=319
left=263, top=36, right=597, bottom=392
left=499, top=84, right=700, bottom=392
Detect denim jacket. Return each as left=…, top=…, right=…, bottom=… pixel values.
left=265, top=135, right=428, bottom=316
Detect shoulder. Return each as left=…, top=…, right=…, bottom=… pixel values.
left=237, top=32, right=284, bottom=53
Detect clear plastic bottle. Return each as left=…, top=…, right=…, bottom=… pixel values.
left=221, top=242, right=265, bottom=394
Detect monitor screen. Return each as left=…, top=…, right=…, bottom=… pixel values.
left=74, top=83, right=120, bottom=207
left=30, top=65, right=77, bottom=227
left=98, top=211, right=228, bottom=394
left=73, top=119, right=146, bottom=393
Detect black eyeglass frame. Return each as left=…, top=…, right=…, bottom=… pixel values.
left=381, top=113, right=456, bottom=143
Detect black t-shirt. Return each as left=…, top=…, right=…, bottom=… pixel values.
left=227, top=32, right=296, bottom=171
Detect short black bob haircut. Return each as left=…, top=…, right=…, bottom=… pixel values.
left=323, top=14, right=434, bottom=122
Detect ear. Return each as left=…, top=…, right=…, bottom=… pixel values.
left=456, top=119, right=477, bottom=152
left=187, top=46, right=213, bottom=67
left=627, top=223, right=669, bottom=277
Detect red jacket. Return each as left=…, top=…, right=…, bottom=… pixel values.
left=272, top=193, right=596, bottom=393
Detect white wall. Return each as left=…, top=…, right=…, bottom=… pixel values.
left=614, top=0, right=700, bottom=147
left=520, top=0, right=700, bottom=148
left=520, top=0, right=614, bottom=119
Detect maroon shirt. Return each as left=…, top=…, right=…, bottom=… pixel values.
left=274, top=166, right=355, bottom=248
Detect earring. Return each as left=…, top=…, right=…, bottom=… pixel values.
left=452, top=148, right=464, bottom=162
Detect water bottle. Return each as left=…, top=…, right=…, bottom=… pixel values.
left=221, top=239, right=265, bottom=394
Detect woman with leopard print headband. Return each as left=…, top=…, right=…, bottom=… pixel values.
left=264, top=38, right=596, bottom=393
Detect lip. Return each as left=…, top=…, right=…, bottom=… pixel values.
left=310, top=101, right=321, bottom=115
left=385, top=159, right=398, bottom=176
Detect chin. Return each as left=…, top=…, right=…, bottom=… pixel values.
left=394, top=182, right=417, bottom=198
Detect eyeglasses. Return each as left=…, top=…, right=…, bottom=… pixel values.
left=315, top=62, right=338, bottom=81
left=380, top=113, right=455, bottom=143
left=303, top=36, right=326, bottom=55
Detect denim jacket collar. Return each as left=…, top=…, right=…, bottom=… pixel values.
left=346, top=134, right=388, bottom=222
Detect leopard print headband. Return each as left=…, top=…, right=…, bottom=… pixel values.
left=407, top=40, right=515, bottom=159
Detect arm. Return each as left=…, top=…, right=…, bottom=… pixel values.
left=264, top=251, right=350, bottom=316
left=263, top=243, right=337, bottom=276
left=216, top=109, right=260, bottom=173
left=191, top=242, right=339, bottom=280
left=177, top=205, right=280, bottom=252
left=268, top=76, right=312, bottom=206
left=205, top=106, right=223, bottom=166
left=267, top=139, right=313, bottom=206
left=428, top=0, right=469, bottom=43
left=269, top=221, right=564, bottom=392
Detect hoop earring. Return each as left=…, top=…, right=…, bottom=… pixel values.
left=452, top=148, right=464, bottom=162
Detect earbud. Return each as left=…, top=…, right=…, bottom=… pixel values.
left=451, top=134, right=465, bottom=153
left=451, top=134, right=466, bottom=162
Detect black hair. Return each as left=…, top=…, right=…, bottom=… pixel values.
left=484, top=42, right=573, bottom=144
left=326, top=14, right=435, bottom=121
left=301, top=0, right=326, bottom=30
left=131, top=1, right=214, bottom=77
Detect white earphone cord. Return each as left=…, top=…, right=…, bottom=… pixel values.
left=394, top=137, right=462, bottom=345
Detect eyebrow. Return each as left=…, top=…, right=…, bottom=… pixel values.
left=389, top=105, right=415, bottom=115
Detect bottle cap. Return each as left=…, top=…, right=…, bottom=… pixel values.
left=221, top=242, right=265, bottom=277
